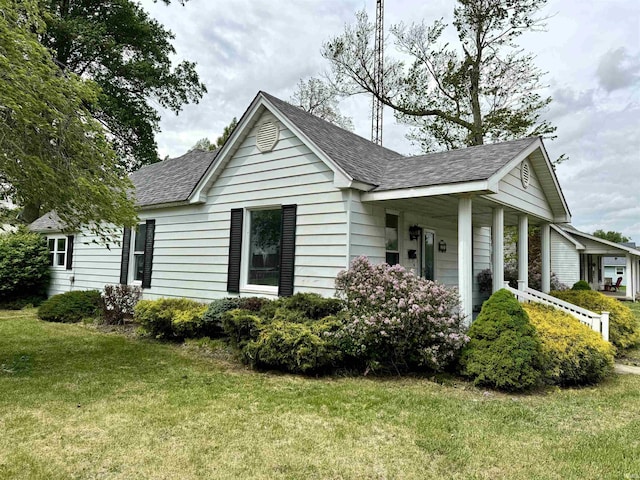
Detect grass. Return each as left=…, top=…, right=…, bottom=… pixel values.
left=1, top=310, right=640, bottom=479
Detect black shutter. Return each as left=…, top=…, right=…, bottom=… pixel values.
left=120, top=227, right=132, bottom=285
left=278, top=204, right=297, bottom=297
left=141, top=219, right=156, bottom=289
left=227, top=208, right=243, bottom=293
left=65, top=235, right=74, bottom=270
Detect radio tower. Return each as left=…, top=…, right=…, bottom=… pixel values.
left=371, top=0, right=384, bottom=146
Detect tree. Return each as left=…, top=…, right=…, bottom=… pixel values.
left=322, top=0, right=555, bottom=152
left=593, top=230, right=631, bottom=244
left=188, top=117, right=239, bottom=152
left=40, top=0, right=206, bottom=173
left=0, top=0, right=137, bottom=241
left=291, top=78, right=354, bottom=131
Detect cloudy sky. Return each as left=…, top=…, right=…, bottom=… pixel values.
left=140, top=0, right=640, bottom=241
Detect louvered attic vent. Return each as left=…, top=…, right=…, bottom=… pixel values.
left=256, top=121, right=279, bottom=152
left=521, top=160, right=531, bottom=189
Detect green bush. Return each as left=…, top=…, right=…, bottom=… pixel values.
left=460, top=289, right=543, bottom=391
left=222, top=309, right=263, bottom=350
left=38, top=290, right=102, bottom=323
left=523, top=303, right=614, bottom=386
left=134, top=298, right=207, bottom=340
left=202, top=298, right=242, bottom=336
left=0, top=229, right=50, bottom=304
left=259, top=293, right=343, bottom=322
left=571, top=280, right=591, bottom=291
left=239, top=296, right=271, bottom=313
left=243, top=318, right=342, bottom=374
left=0, top=295, right=46, bottom=310
left=550, top=290, right=640, bottom=350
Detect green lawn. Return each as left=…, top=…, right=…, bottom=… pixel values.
left=1, top=310, right=639, bottom=479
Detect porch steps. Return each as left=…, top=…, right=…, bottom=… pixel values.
left=503, top=284, right=610, bottom=342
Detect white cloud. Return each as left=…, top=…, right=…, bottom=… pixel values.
left=596, top=47, right=640, bottom=93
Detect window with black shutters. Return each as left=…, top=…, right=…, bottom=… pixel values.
left=47, top=236, right=67, bottom=267
left=247, top=209, right=282, bottom=287
left=133, top=223, right=147, bottom=282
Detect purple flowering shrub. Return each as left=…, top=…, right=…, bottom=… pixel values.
left=335, top=256, right=468, bottom=372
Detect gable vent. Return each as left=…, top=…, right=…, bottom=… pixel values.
left=256, top=121, right=279, bottom=153
left=521, top=160, right=531, bottom=189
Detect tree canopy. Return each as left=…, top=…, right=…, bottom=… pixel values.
left=290, top=78, right=354, bottom=131
left=323, top=0, right=555, bottom=152
left=593, top=230, right=631, bottom=244
left=40, top=0, right=206, bottom=173
left=0, top=0, right=137, bottom=241
left=188, top=117, right=238, bottom=152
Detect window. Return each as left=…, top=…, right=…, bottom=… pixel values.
left=48, top=237, right=67, bottom=267
left=385, top=213, right=399, bottom=265
left=617, top=268, right=624, bottom=276
left=423, top=231, right=435, bottom=280
left=133, top=223, right=147, bottom=282
left=248, top=209, right=282, bottom=287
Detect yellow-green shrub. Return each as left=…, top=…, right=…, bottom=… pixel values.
left=523, top=303, right=614, bottom=386
left=550, top=290, right=640, bottom=350
left=134, top=298, right=207, bottom=340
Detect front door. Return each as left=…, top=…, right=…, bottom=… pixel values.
left=422, top=230, right=435, bottom=281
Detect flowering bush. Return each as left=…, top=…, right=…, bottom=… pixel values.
left=101, top=284, right=142, bottom=324
left=335, top=256, right=468, bottom=372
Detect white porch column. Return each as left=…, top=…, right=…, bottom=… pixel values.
left=458, top=196, right=473, bottom=322
left=541, top=223, right=551, bottom=293
left=492, top=207, right=504, bottom=292
left=626, top=255, right=633, bottom=300
left=518, top=214, right=528, bottom=290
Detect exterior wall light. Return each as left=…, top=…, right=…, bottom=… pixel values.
left=409, top=225, right=421, bottom=241
left=438, top=240, right=447, bottom=253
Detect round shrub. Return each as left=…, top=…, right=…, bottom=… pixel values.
left=239, top=296, right=271, bottom=312
left=134, top=297, right=207, bottom=340
left=38, top=290, right=102, bottom=323
left=335, top=256, right=467, bottom=373
left=523, top=303, right=614, bottom=386
left=550, top=290, right=640, bottom=350
left=243, top=318, right=342, bottom=374
left=571, top=280, right=591, bottom=291
left=202, top=297, right=242, bottom=336
left=0, top=229, right=50, bottom=304
left=461, top=289, right=543, bottom=391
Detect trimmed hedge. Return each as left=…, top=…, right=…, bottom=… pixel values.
left=550, top=290, right=640, bottom=350
left=523, top=303, right=614, bottom=386
left=0, top=229, right=50, bottom=305
left=38, top=290, right=101, bottom=323
left=134, top=298, right=208, bottom=340
left=461, top=289, right=543, bottom=391
left=571, top=280, right=591, bottom=291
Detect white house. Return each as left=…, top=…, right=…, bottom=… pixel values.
left=550, top=225, right=640, bottom=300
left=30, top=91, right=574, bottom=322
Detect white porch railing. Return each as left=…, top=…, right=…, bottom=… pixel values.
left=503, top=283, right=609, bottom=341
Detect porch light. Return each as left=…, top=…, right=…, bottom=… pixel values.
left=409, top=225, right=421, bottom=241
left=438, top=240, right=447, bottom=253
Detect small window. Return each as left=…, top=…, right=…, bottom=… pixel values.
left=248, top=209, right=282, bottom=286
left=133, top=224, right=147, bottom=282
left=617, top=268, right=624, bottom=275
left=47, top=237, right=66, bottom=267
left=385, top=213, right=399, bottom=265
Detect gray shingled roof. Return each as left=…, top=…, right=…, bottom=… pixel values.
left=261, top=92, right=403, bottom=185
left=261, top=92, right=537, bottom=190
left=29, top=211, right=66, bottom=232
left=376, top=137, right=538, bottom=191
left=129, top=148, right=219, bottom=207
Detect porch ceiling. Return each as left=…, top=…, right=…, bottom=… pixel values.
left=367, top=194, right=551, bottom=227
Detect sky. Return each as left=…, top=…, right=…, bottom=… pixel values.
left=140, top=0, right=640, bottom=241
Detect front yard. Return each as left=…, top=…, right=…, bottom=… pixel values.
left=1, top=309, right=639, bottom=479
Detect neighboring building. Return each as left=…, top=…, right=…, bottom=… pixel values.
left=30, top=91, right=572, bottom=321
left=602, top=242, right=636, bottom=288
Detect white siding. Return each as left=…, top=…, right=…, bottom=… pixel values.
left=550, top=230, right=579, bottom=287
left=491, top=159, right=554, bottom=221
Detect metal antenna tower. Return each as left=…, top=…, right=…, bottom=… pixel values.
left=371, top=0, right=384, bottom=146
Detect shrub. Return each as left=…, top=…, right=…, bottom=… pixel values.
left=38, top=290, right=102, bottom=323
left=101, top=284, right=142, bottom=324
left=0, top=229, right=50, bottom=304
left=222, top=309, right=263, bottom=350
left=239, top=296, right=271, bottom=312
left=134, top=298, right=207, bottom=340
left=523, top=303, right=614, bottom=386
left=0, top=295, right=46, bottom=310
left=460, top=289, right=543, bottom=391
left=243, top=318, right=342, bottom=374
left=550, top=290, right=640, bottom=350
left=571, top=280, right=591, bottom=291
left=335, top=256, right=467, bottom=373
left=202, top=297, right=242, bottom=336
